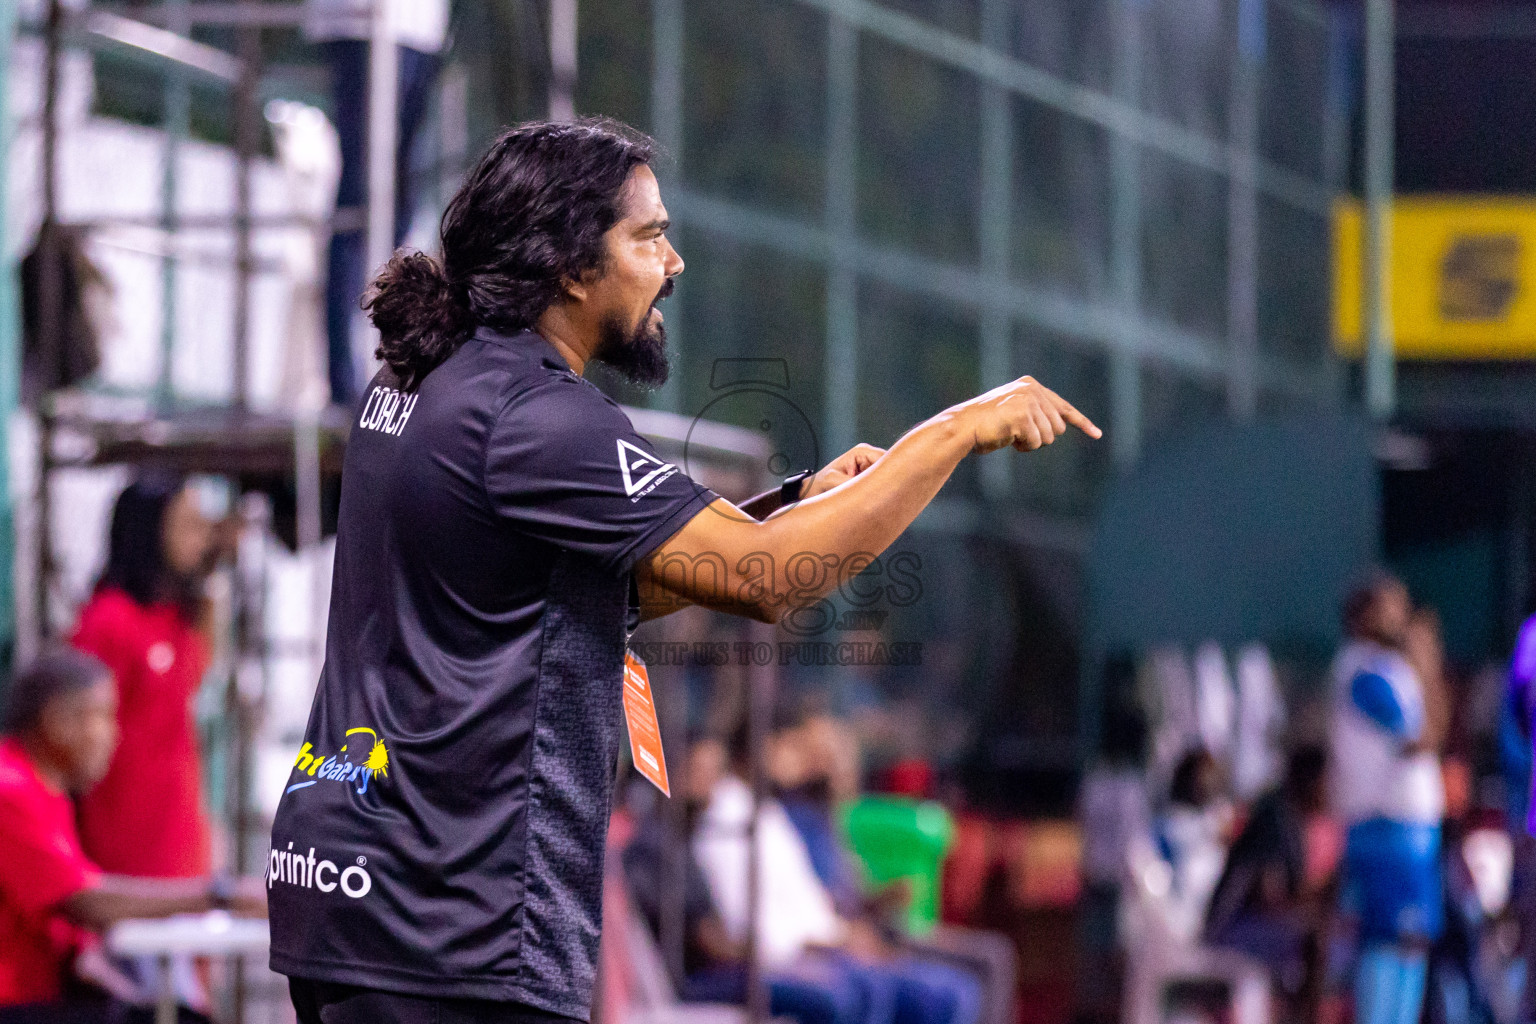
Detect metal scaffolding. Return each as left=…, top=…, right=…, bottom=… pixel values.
left=23, top=6, right=387, bottom=1019
left=21, top=6, right=784, bottom=1020
left=26, top=0, right=403, bottom=639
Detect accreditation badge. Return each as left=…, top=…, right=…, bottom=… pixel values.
left=622, top=649, right=670, bottom=796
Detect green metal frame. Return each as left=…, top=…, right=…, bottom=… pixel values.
left=0, top=1, right=19, bottom=668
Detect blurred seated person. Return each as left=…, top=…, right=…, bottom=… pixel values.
left=73, top=473, right=222, bottom=881
left=770, top=711, right=1015, bottom=1024
left=1425, top=814, right=1521, bottom=1024
left=0, top=649, right=264, bottom=1023
left=623, top=738, right=870, bottom=1024
left=693, top=728, right=983, bottom=1024
left=1204, top=746, right=1332, bottom=1013
left=770, top=710, right=896, bottom=920
left=1076, top=688, right=1153, bottom=1024
left=1153, top=748, right=1232, bottom=944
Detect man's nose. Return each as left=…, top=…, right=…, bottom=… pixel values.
left=664, top=238, right=684, bottom=278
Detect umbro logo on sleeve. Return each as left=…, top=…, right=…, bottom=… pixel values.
left=617, top=439, right=678, bottom=501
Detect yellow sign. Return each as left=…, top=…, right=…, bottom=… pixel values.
left=1335, top=198, right=1536, bottom=359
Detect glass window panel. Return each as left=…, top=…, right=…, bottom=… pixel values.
left=872, top=0, right=981, bottom=41
left=1258, top=199, right=1330, bottom=365
left=857, top=36, right=981, bottom=266
left=857, top=281, right=980, bottom=494
left=1014, top=328, right=1112, bottom=517
left=1257, top=4, right=1330, bottom=181
left=1012, top=99, right=1114, bottom=302
left=683, top=0, right=827, bottom=220
left=639, top=228, right=827, bottom=474
left=578, top=0, right=653, bottom=132
left=455, top=1, right=558, bottom=141
left=1141, top=363, right=1226, bottom=450
left=1139, top=0, right=1230, bottom=139
left=90, top=51, right=248, bottom=150
left=1009, top=0, right=1115, bottom=95
left=1139, top=150, right=1229, bottom=339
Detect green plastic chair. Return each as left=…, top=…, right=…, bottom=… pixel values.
left=839, top=795, right=955, bottom=935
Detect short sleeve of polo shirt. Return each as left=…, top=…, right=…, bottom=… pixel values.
left=486, top=375, right=718, bottom=574
left=0, top=777, right=100, bottom=922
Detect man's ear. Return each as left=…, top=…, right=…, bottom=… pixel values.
left=35, top=700, right=69, bottom=753
left=559, top=274, right=589, bottom=304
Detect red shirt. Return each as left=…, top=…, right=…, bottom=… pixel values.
left=73, top=588, right=211, bottom=878
left=0, top=738, right=100, bottom=1005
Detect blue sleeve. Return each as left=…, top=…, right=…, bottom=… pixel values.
left=485, top=377, right=718, bottom=574
left=1350, top=670, right=1415, bottom=739
left=1509, top=616, right=1536, bottom=735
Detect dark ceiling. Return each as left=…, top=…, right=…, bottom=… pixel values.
left=1383, top=2, right=1536, bottom=192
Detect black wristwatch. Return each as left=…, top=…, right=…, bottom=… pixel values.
left=781, top=469, right=815, bottom=506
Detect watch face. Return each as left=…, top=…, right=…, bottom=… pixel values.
left=685, top=386, right=820, bottom=485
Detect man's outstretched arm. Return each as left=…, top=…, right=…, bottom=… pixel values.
left=636, top=443, right=885, bottom=622
left=637, top=376, right=1100, bottom=623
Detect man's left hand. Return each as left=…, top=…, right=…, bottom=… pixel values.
left=803, top=443, right=886, bottom=499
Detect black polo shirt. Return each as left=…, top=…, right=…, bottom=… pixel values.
left=268, top=327, right=716, bottom=1017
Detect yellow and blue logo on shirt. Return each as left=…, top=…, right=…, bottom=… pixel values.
left=286, top=726, right=389, bottom=796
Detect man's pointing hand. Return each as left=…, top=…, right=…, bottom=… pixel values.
left=948, top=376, right=1103, bottom=455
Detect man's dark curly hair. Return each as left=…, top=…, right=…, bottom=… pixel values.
left=364, top=118, right=655, bottom=390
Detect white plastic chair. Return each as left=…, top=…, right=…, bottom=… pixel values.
left=1120, top=844, right=1271, bottom=1024
left=620, top=905, right=753, bottom=1024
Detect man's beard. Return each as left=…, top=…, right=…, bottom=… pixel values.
left=592, top=284, right=672, bottom=388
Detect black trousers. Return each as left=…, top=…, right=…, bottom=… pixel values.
left=288, top=978, right=584, bottom=1024
left=0, top=1000, right=205, bottom=1024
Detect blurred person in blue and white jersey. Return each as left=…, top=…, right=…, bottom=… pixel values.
left=1330, top=573, right=1446, bottom=1024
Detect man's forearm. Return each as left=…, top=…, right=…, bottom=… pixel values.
left=738, top=486, right=784, bottom=521
left=758, top=412, right=969, bottom=555
left=644, top=413, right=970, bottom=621
left=643, top=374, right=1099, bottom=621
left=64, top=876, right=215, bottom=930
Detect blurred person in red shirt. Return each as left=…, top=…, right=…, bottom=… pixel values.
left=72, top=473, right=219, bottom=880
left=0, top=649, right=263, bottom=1019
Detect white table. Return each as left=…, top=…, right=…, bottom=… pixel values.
left=105, top=913, right=270, bottom=1024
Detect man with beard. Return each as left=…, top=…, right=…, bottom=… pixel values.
left=268, top=118, right=1099, bottom=1024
